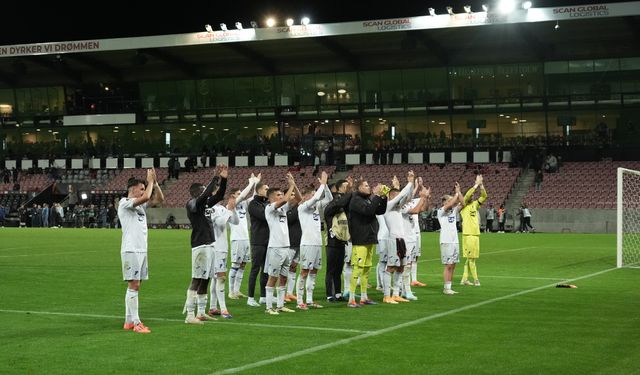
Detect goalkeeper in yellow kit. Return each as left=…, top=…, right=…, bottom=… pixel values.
left=460, top=174, right=486, bottom=286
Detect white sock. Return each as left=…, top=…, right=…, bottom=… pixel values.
left=234, top=268, right=245, bottom=294
left=186, top=289, right=197, bottom=317
left=306, top=273, right=317, bottom=304
left=297, top=275, right=306, bottom=305
left=376, top=261, right=384, bottom=289
left=229, top=268, right=237, bottom=294
left=126, top=289, right=140, bottom=324
left=411, top=262, right=418, bottom=282
left=383, top=271, right=392, bottom=297
left=209, top=280, right=217, bottom=311
left=197, top=294, right=207, bottom=316
left=216, top=277, right=227, bottom=311
left=343, top=265, right=352, bottom=293
left=124, top=288, right=132, bottom=323
left=444, top=281, right=452, bottom=290
left=277, top=286, right=286, bottom=308
left=392, top=272, right=401, bottom=297
left=403, top=267, right=412, bottom=295
left=287, top=271, right=296, bottom=295
left=265, top=286, right=274, bottom=309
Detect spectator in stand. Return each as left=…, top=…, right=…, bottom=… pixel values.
left=485, top=204, right=496, bottom=233
left=68, top=185, right=78, bottom=212
left=497, top=204, right=506, bottom=233
left=0, top=204, right=5, bottom=227
left=107, top=203, right=117, bottom=228
left=2, top=169, right=9, bottom=184
left=42, top=203, right=49, bottom=228
left=12, top=167, right=18, bottom=183
left=545, top=154, right=558, bottom=173
left=534, top=170, right=543, bottom=192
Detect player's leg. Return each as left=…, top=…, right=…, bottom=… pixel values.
left=306, top=246, right=323, bottom=308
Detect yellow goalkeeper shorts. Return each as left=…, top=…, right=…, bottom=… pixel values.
left=462, top=235, right=480, bottom=258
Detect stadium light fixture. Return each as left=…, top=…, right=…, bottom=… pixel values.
left=554, top=20, right=560, bottom=30
left=301, top=17, right=310, bottom=25
left=286, top=18, right=294, bottom=26
left=266, top=18, right=276, bottom=27
left=464, top=5, right=472, bottom=14
left=235, top=22, right=243, bottom=30
left=205, top=24, right=213, bottom=33
left=81, top=193, right=88, bottom=200
left=220, top=23, right=228, bottom=31
left=250, top=21, right=258, bottom=28
left=523, top=1, right=532, bottom=10
left=338, top=89, right=347, bottom=94
left=446, top=6, right=454, bottom=15
left=428, top=7, right=436, bottom=16
left=498, top=0, right=516, bottom=14
left=317, top=91, right=326, bottom=96
left=482, top=4, right=489, bottom=12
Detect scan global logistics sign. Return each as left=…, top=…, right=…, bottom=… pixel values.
left=362, top=18, right=412, bottom=31
left=553, top=5, right=609, bottom=17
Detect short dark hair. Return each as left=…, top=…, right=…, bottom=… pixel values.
left=335, top=179, right=347, bottom=190
left=256, top=182, right=267, bottom=191
left=300, top=185, right=314, bottom=196
left=127, top=178, right=146, bottom=190
left=266, top=187, right=281, bottom=198
left=389, top=188, right=400, bottom=195
left=356, top=179, right=368, bottom=189
left=190, top=183, right=204, bottom=198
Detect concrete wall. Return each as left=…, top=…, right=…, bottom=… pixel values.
left=481, top=208, right=616, bottom=234
left=148, top=207, right=618, bottom=234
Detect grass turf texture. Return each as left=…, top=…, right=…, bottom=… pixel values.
left=0, top=228, right=638, bottom=374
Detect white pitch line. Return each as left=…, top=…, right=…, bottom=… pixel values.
left=210, top=266, right=618, bottom=375
left=417, top=246, right=537, bottom=263
left=0, top=250, right=102, bottom=258
left=416, top=273, right=565, bottom=281
left=0, top=309, right=368, bottom=334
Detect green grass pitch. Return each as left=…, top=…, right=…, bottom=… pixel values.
left=0, top=228, right=638, bottom=374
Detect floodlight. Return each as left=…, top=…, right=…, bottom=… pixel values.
left=301, top=17, right=310, bottom=25
left=205, top=24, right=213, bottom=33
left=446, top=6, right=454, bottom=15
left=250, top=21, right=258, bottom=28
left=428, top=7, right=436, bottom=16
left=220, top=23, right=228, bottom=31
left=266, top=18, right=276, bottom=27
left=235, top=22, right=243, bottom=30
left=523, top=1, right=532, bottom=10
left=464, top=5, right=472, bottom=13
left=286, top=18, right=294, bottom=26
left=498, top=0, right=516, bottom=14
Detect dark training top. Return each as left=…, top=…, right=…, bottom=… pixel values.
left=186, top=176, right=227, bottom=248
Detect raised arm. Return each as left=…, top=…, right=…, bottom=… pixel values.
left=442, top=182, right=462, bottom=212
left=387, top=171, right=415, bottom=210
left=274, top=172, right=296, bottom=209
left=478, top=176, right=487, bottom=205
left=132, top=169, right=155, bottom=207
left=237, top=173, right=259, bottom=204
left=209, top=165, right=228, bottom=206
left=148, top=168, right=165, bottom=207
left=321, top=181, right=333, bottom=206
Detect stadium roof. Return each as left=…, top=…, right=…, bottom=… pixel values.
left=0, top=1, right=639, bottom=88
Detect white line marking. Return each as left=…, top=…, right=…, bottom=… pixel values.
left=211, top=267, right=618, bottom=375
left=418, top=246, right=537, bottom=263
left=0, top=309, right=368, bottom=334
left=0, top=250, right=102, bottom=258
left=416, top=273, right=564, bottom=281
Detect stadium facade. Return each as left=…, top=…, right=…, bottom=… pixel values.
left=0, top=1, right=639, bottom=163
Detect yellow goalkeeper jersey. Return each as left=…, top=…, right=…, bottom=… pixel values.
left=460, top=185, right=487, bottom=236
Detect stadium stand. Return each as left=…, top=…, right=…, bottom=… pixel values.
left=524, top=161, right=640, bottom=209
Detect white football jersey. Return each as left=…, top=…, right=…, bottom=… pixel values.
left=298, top=185, right=330, bottom=246
left=118, top=198, right=148, bottom=253
left=437, top=206, right=460, bottom=244
left=266, top=202, right=290, bottom=248
left=229, top=200, right=250, bottom=241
